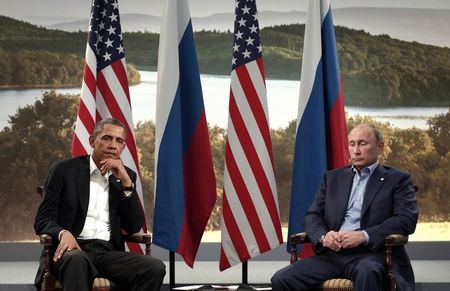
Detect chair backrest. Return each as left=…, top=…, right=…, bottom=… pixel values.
left=36, top=186, right=44, bottom=198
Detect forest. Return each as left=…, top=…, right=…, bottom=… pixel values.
left=1, top=15, right=450, bottom=106
left=0, top=50, right=140, bottom=87
left=0, top=92, right=448, bottom=241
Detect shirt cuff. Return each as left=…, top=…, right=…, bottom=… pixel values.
left=362, top=230, right=370, bottom=245
left=58, top=230, right=68, bottom=240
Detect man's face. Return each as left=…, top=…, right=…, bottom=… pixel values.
left=89, top=124, right=126, bottom=163
left=348, top=125, right=383, bottom=171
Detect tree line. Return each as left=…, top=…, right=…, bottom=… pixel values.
left=0, top=49, right=140, bottom=87
left=0, top=92, right=448, bottom=240
left=1, top=16, right=449, bottom=106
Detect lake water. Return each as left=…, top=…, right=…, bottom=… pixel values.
left=0, top=71, right=448, bottom=130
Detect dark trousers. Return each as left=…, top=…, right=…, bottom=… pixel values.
left=271, top=247, right=386, bottom=291
left=55, top=239, right=166, bottom=291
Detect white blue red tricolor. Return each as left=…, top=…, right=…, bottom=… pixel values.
left=152, top=0, right=217, bottom=267
left=219, top=0, right=283, bottom=271
left=288, top=0, right=349, bottom=256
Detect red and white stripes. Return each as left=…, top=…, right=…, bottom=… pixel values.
left=72, top=36, right=146, bottom=249
left=220, top=58, right=282, bottom=271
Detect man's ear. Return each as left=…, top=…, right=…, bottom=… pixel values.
left=89, top=135, right=95, bottom=147
left=378, top=141, right=385, bottom=154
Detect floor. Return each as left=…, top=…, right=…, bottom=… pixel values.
left=0, top=260, right=449, bottom=287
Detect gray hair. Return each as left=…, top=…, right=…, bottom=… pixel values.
left=354, top=123, right=384, bottom=143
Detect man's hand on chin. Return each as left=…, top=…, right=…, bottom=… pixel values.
left=99, top=158, right=132, bottom=186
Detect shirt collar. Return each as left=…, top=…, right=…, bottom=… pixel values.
left=350, top=160, right=380, bottom=177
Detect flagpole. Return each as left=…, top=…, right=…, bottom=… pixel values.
left=242, top=261, right=248, bottom=285
left=170, top=251, right=175, bottom=289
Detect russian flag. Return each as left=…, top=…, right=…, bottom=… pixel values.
left=287, top=0, right=349, bottom=256
left=153, top=0, right=217, bottom=267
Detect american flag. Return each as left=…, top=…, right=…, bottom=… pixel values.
left=71, top=0, right=146, bottom=252
left=219, top=0, right=283, bottom=271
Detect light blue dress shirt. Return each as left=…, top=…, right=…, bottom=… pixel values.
left=340, top=161, right=379, bottom=243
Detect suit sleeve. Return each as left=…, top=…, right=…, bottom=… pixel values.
left=34, top=161, right=65, bottom=241
left=364, top=172, right=418, bottom=250
left=117, top=168, right=145, bottom=234
left=304, top=174, right=330, bottom=253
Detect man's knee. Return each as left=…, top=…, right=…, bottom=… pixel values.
left=354, top=258, right=385, bottom=277
left=271, top=269, right=288, bottom=291
left=152, top=258, right=166, bottom=277
left=60, top=250, right=91, bottom=269
left=351, top=257, right=385, bottom=290
left=141, top=257, right=166, bottom=278
left=57, top=250, right=95, bottom=289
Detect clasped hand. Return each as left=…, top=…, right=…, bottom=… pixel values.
left=322, top=230, right=366, bottom=252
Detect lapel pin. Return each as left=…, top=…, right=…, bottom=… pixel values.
left=116, top=179, right=120, bottom=183
left=380, top=178, right=384, bottom=181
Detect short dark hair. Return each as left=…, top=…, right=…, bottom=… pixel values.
left=92, top=118, right=126, bottom=139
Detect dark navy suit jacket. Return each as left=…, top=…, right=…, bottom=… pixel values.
left=305, top=164, right=418, bottom=291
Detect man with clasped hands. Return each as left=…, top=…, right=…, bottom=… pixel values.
left=271, top=124, right=418, bottom=291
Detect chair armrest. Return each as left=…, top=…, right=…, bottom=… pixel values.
left=122, top=232, right=152, bottom=255
left=40, top=232, right=153, bottom=255
left=290, top=232, right=311, bottom=244
left=39, top=234, right=53, bottom=246
left=385, top=234, right=408, bottom=246
left=123, top=232, right=152, bottom=243
left=289, top=232, right=310, bottom=264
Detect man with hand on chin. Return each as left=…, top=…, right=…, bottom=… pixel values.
left=272, top=124, right=418, bottom=291
left=34, top=118, right=165, bottom=291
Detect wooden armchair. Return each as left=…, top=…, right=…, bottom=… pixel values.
left=289, top=232, right=409, bottom=291
left=36, top=186, right=152, bottom=291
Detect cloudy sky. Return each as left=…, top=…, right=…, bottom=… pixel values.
left=1, top=0, right=449, bottom=19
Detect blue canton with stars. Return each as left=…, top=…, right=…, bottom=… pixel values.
left=232, top=0, right=263, bottom=70
left=88, top=0, right=125, bottom=71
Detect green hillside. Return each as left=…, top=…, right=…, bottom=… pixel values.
left=1, top=15, right=449, bottom=106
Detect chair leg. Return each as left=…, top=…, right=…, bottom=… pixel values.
left=385, top=243, right=396, bottom=291
left=42, top=234, right=57, bottom=291
left=42, top=273, right=57, bottom=291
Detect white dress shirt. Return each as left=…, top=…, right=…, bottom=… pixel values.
left=78, top=156, right=111, bottom=241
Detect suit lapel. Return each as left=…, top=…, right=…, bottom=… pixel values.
left=361, top=164, right=388, bottom=216
left=334, top=168, right=354, bottom=229
left=76, top=157, right=91, bottom=216
left=109, top=175, right=121, bottom=216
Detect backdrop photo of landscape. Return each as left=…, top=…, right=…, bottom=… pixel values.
left=0, top=0, right=449, bottom=242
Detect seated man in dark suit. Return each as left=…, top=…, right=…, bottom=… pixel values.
left=34, top=118, right=166, bottom=291
left=271, top=123, right=418, bottom=291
